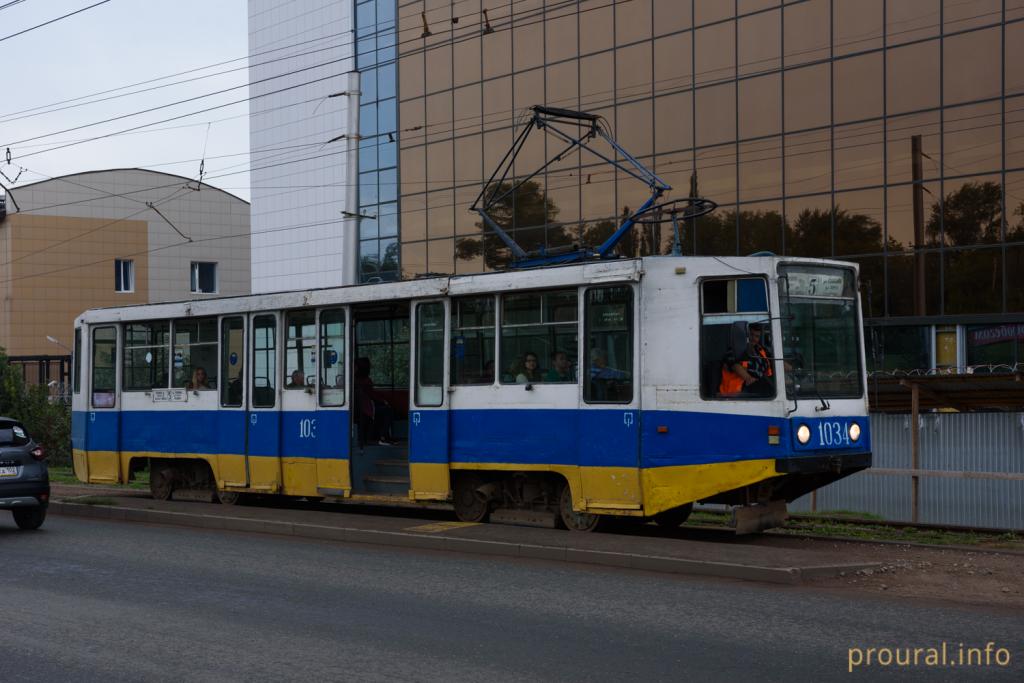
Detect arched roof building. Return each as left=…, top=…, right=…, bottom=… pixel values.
left=0, top=169, right=250, bottom=357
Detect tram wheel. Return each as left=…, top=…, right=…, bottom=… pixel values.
left=150, top=464, right=174, bottom=501
left=217, top=489, right=243, bottom=505
left=653, top=503, right=693, bottom=528
left=452, top=474, right=489, bottom=523
left=559, top=484, right=601, bottom=532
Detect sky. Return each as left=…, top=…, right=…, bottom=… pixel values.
left=0, top=0, right=253, bottom=201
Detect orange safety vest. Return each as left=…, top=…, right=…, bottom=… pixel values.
left=719, top=346, right=771, bottom=395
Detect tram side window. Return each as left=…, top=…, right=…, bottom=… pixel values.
left=174, top=319, right=217, bottom=390
left=451, top=296, right=495, bottom=385
left=285, top=310, right=316, bottom=389
left=91, top=327, right=117, bottom=408
left=252, top=315, right=277, bottom=408
left=500, top=289, right=578, bottom=384
left=123, top=321, right=169, bottom=391
left=700, top=277, right=773, bottom=399
left=319, top=309, right=345, bottom=407
left=73, top=328, right=81, bottom=394
left=584, top=287, right=633, bottom=403
left=220, top=317, right=244, bottom=407
left=416, top=302, right=444, bottom=406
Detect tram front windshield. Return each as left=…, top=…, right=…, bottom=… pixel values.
left=780, top=265, right=862, bottom=399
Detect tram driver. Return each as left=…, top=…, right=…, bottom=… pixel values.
left=719, top=322, right=774, bottom=397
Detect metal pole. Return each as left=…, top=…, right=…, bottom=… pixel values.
left=910, top=382, right=920, bottom=524
left=912, top=135, right=926, bottom=316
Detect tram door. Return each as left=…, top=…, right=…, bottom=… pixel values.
left=280, top=310, right=318, bottom=496
left=246, top=313, right=282, bottom=492
left=408, top=300, right=450, bottom=499
left=217, top=316, right=248, bottom=488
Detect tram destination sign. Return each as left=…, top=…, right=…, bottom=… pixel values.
left=785, top=271, right=847, bottom=298
left=152, top=389, right=188, bottom=402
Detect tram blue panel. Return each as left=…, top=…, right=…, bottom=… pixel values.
left=119, top=410, right=246, bottom=456
left=641, top=411, right=786, bottom=467
left=450, top=409, right=580, bottom=465
left=81, top=411, right=120, bottom=452
left=247, top=412, right=281, bottom=457
left=579, top=409, right=640, bottom=467
left=280, top=410, right=350, bottom=459
left=71, top=411, right=88, bottom=450
left=408, top=409, right=449, bottom=464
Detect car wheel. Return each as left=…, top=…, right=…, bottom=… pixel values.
left=13, top=506, right=46, bottom=531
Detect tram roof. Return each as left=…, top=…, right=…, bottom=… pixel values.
left=75, top=254, right=855, bottom=325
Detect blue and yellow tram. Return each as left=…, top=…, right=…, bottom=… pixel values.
left=71, top=255, right=871, bottom=531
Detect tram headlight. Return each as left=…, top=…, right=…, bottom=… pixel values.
left=849, top=422, right=861, bottom=442
left=796, top=424, right=811, bottom=444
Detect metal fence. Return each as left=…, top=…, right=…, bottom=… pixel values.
left=791, top=412, right=1024, bottom=531
left=5, top=355, right=71, bottom=403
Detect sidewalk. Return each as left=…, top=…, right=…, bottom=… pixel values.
left=48, top=485, right=879, bottom=585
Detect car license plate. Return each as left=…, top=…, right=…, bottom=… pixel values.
left=0, top=466, right=18, bottom=477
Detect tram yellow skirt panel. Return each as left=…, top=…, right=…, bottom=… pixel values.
left=641, top=459, right=778, bottom=516
left=410, top=463, right=450, bottom=500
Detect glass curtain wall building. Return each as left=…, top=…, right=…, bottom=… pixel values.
left=357, top=0, right=401, bottom=281
left=353, top=0, right=1024, bottom=371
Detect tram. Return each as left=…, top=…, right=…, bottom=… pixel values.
left=71, top=254, right=871, bottom=531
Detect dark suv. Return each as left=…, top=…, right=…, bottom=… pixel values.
left=0, top=417, right=49, bottom=530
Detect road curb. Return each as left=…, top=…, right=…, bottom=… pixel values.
left=49, top=501, right=878, bottom=585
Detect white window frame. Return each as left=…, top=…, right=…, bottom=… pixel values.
left=115, top=259, right=134, bottom=293
left=190, top=261, right=218, bottom=294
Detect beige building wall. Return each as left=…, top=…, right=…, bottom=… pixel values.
left=0, top=169, right=251, bottom=359
left=1, top=214, right=149, bottom=355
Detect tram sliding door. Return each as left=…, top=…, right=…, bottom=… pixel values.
left=217, top=316, right=248, bottom=488
left=280, top=310, right=318, bottom=496
left=247, top=313, right=282, bottom=492
left=408, top=300, right=450, bottom=499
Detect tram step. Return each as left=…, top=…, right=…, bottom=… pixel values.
left=362, top=474, right=410, bottom=496
left=363, top=475, right=410, bottom=485
left=374, top=458, right=409, bottom=469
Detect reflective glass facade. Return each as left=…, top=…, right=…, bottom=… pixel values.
left=357, top=0, right=400, bottom=281
left=359, top=1, right=1024, bottom=368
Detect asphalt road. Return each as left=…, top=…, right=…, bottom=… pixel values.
left=2, top=516, right=1021, bottom=682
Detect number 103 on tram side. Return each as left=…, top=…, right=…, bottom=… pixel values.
left=70, top=255, right=871, bottom=532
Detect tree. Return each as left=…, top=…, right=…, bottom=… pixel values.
left=928, top=181, right=1002, bottom=247
left=0, top=349, right=71, bottom=467
left=456, top=180, right=567, bottom=270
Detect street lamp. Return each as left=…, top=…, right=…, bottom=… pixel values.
left=45, top=335, right=71, bottom=353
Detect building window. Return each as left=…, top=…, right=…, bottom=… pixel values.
left=115, top=259, right=134, bottom=293
left=191, top=262, right=217, bottom=293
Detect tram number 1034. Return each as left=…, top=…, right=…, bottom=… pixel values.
left=299, top=418, right=317, bottom=439
left=817, top=421, right=851, bottom=447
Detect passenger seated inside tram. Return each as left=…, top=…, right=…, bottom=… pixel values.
left=589, top=348, right=630, bottom=400
left=719, top=322, right=774, bottom=397
left=474, top=359, right=495, bottom=384
left=186, top=366, right=212, bottom=390
left=544, top=350, right=575, bottom=382
left=286, top=369, right=305, bottom=388
left=354, top=357, right=396, bottom=446
left=515, top=351, right=543, bottom=384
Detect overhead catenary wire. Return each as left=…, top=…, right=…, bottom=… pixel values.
left=0, top=0, right=111, bottom=45
left=2, top=1, right=1020, bottom=271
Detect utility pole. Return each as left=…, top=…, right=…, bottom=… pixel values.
left=911, top=134, right=926, bottom=316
